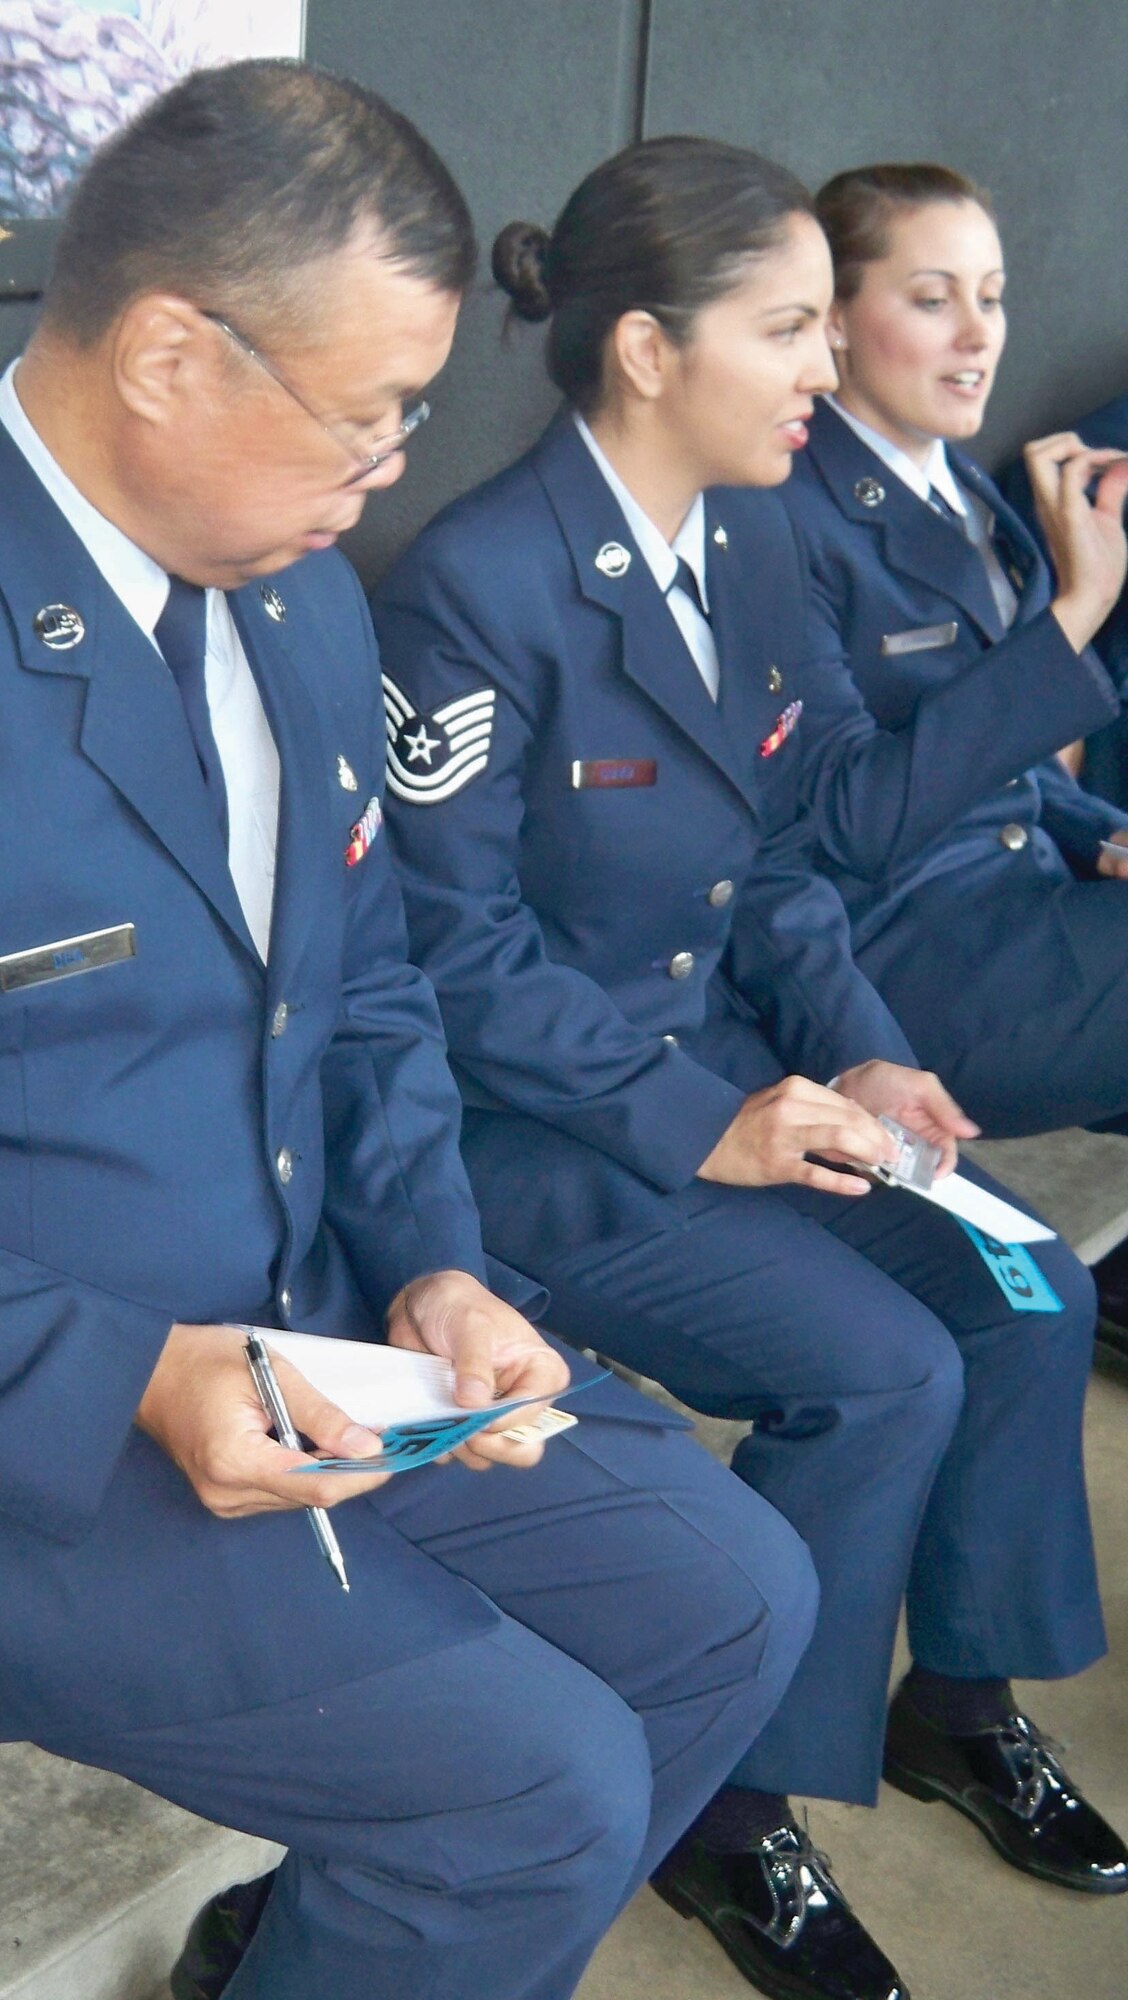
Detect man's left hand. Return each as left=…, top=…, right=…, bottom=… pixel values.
left=832, top=1061, right=980, bottom=1176
left=387, top=1270, right=571, bottom=1471
left=1097, top=830, right=1128, bottom=880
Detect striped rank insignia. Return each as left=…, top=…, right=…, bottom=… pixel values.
left=345, top=794, right=383, bottom=867
left=758, top=699, right=803, bottom=759
left=383, top=673, right=496, bottom=805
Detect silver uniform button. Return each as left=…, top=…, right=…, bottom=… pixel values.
left=271, top=1001, right=289, bottom=1038
left=999, top=822, right=1028, bottom=852
left=668, top=951, right=695, bottom=980
left=276, top=1146, right=294, bottom=1184
left=854, top=476, right=885, bottom=508
left=708, top=879, right=734, bottom=908
left=662, top=1033, right=680, bottom=1046
left=279, top=1287, right=293, bottom=1317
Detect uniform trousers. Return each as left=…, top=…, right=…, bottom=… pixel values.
left=35, top=1414, right=816, bottom=2000
left=859, top=875, right=1128, bottom=1137
left=462, top=1112, right=1105, bottom=1805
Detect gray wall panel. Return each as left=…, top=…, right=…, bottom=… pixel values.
left=643, top=0, right=1128, bottom=469
left=306, top=0, right=641, bottom=581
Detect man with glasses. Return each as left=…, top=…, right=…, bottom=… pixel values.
left=0, top=58, right=819, bottom=2000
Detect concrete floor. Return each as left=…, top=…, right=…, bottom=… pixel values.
left=578, top=1352, right=1128, bottom=2000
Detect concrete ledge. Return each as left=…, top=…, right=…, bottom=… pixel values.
left=0, top=1742, right=280, bottom=2000
left=963, top=1128, right=1128, bottom=1264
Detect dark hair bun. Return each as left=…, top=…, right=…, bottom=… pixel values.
left=491, top=220, right=552, bottom=320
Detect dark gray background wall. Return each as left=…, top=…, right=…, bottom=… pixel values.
left=2, top=0, right=1125, bottom=587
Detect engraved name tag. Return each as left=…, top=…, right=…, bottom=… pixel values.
left=571, top=759, right=658, bottom=790
left=0, top=923, right=136, bottom=993
left=880, top=621, right=959, bottom=657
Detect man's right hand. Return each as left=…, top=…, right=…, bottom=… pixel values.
left=696, top=1074, right=898, bottom=1195
left=135, top=1320, right=390, bottom=1517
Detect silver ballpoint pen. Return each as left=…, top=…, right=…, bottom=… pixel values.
left=243, top=1330, right=351, bottom=1592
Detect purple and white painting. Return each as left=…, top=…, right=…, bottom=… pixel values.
left=0, top=0, right=306, bottom=223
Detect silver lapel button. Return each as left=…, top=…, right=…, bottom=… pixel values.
left=595, top=541, right=631, bottom=579
left=854, top=477, right=885, bottom=508
left=337, top=754, right=359, bottom=791
left=33, top=603, right=85, bottom=650
left=261, top=584, right=287, bottom=622
left=713, top=525, right=728, bottom=548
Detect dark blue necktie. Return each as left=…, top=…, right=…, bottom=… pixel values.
left=928, top=485, right=966, bottom=534
left=667, top=555, right=711, bottom=625
left=155, top=576, right=229, bottom=845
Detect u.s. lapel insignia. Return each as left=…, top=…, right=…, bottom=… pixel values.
left=382, top=672, right=496, bottom=804
left=260, top=584, right=286, bottom=622
left=768, top=665, right=783, bottom=694
left=759, top=699, right=803, bottom=758
left=336, top=754, right=358, bottom=792
left=594, top=541, right=631, bottom=579
left=713, top=524, right=728, bottom=548
left=33, top=603, right=85, bottom=650
left=345, top=794, right=382, bottom=866
left=853, top=477, right=885, bottom=508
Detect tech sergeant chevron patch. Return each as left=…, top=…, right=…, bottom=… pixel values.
left=383, top=672, right=496, bottom=804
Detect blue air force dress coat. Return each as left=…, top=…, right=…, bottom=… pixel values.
left=0, top=416, right=828, bottom=2000
left=999, top=389, right=1128, bottom=808
left=372, top=411, right=1104, bottom=1806
left=780, top=396, right=1128, bottom=1136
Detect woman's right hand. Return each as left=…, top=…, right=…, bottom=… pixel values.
left=696, top=1074, right=897, bottom=1195
left=1024, top=432, right=1128, bottom=653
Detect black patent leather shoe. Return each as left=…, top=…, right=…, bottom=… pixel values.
left=651, top=1823, right=909, bottom=2000
left=884, top=1687, right=1128, bottom=1894
left=169, top=1871, right=276, bottom=2000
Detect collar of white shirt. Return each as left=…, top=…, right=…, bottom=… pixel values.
left=574, top=413, right=710, bottom=607
left=824, top=393, right=967, bottom=518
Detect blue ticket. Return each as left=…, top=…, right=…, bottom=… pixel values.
left=957, top=1222, right=1063, bottom=1313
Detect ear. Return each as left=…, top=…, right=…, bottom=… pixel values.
left=607, top=308, right=677, bottom=403
left=110, top=295, right=217, bottom=426
left=826, top=301, right=848, bottom=353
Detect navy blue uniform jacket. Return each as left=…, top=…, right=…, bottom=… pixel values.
left=370, top=413, right=1117, bottom=1203
left=778, top=398, right=1127, bottom=1031
left=0, top=424, right=583, bottom=1744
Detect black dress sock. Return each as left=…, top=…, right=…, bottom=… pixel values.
left=903, top=1664, right=1015, bottom=1735
left=689, top=1785, right=793, bottom=1853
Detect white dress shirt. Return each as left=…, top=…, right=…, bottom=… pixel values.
left=575, top=415, right=721, bottom=700
left=825, top=395, right=1018, bottom=630
left=0, top=361, right=280, bottom=960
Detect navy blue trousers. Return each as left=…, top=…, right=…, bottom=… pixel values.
left=38, top=1416, right=815, bottom=2000
left=463, top=1113, right=1105, bottom=1804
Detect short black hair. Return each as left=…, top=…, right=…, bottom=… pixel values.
left=492, top=135, right=815, bottom=414
left=42, top=59, right=476, bottom=345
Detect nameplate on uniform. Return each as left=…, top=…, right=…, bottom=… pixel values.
left=880, top=622, right=959, bottom=657
left=957, top=1222, right=1063, bottom=1314
left=571, top=759, right=658, bottom=790
left=0, top=923, right=136, bottom=993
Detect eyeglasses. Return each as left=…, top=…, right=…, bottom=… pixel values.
left=203, top=311, right=430, bottom=486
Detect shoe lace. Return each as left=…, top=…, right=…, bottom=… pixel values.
left=758, top=1816, right=836, bottom=1949
left=991, top=1715, right=1068, bottom=1823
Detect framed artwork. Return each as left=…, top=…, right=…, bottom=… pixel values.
left=0, top=0, right=307, bottom=294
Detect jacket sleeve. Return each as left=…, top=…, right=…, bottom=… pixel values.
left=788, top=521, right=1124, bottom=880
left=723, top=810, right=917, bottom=1077
left=317, top=566, right=491, bottom=1311
left=373, top=554, right=748, bottom=1194
left=1032, top=754, right=1128, bottom=868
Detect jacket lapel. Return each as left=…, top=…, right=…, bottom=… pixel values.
left=806, top=399, right=1005, bottom=641
left=1, top=433, right=258, bottom=957
left=532, top=413, right=759, bottom=809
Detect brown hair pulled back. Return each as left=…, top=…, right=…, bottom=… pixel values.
left=817, top=162, right=994, bottom=301
left=492, top=135, right=815, bottom=414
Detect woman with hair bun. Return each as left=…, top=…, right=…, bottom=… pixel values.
left=779, top=163, right=1128, bottom=1160
left=373, top=137, right=1125, bottom=2000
